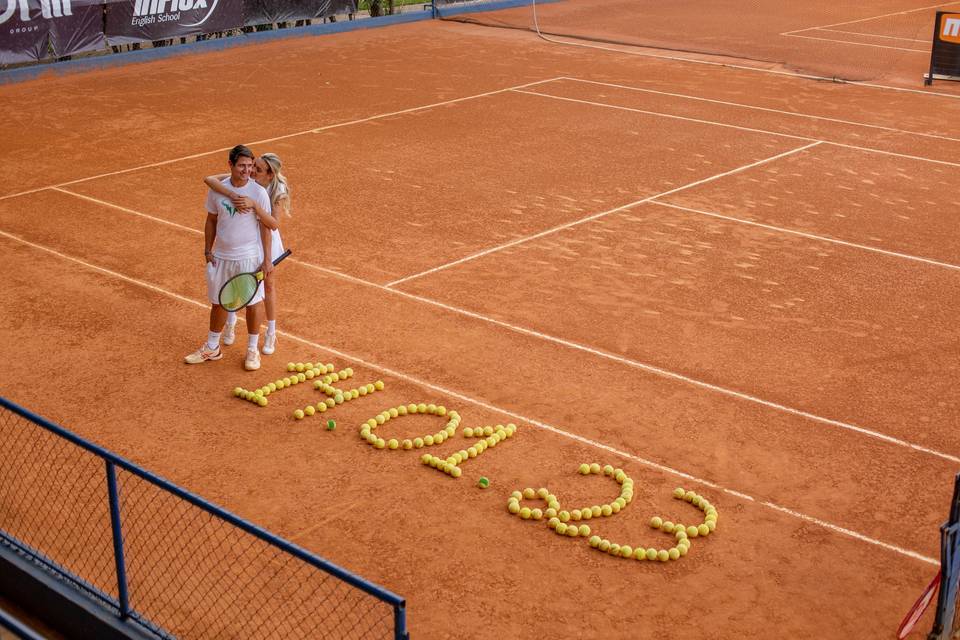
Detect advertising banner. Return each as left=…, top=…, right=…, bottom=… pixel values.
left=242, top=0, right=355, bottom=25
left=0, top=0, right=105, bottom=64
left=927, top=11, right=960, bottom=83
left=105, top=0, right=244, bottom=44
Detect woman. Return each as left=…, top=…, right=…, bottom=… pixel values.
left=204, top=153, right=291, bottom=355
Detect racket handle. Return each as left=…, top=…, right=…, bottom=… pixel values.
left=272, top=248, right=292, bottom=267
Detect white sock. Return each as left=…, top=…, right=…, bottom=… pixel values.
left=206, top=331, right=221, bottom=350
left=247, top=334, right=259, bottom=350
left=226, top=312, right=237, bottom=327
left=267, top=320, right=276, bottom=335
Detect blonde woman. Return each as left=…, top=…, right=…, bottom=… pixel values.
left=204, top=152, right=291, bottom=355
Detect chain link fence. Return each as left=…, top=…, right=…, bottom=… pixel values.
left=0, top=397, right=408, bottom=640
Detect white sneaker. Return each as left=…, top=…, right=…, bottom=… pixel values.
left=223, top=323, right=236, bottom=346
left=184, top=344, right=222, bottom=364
left=244, top=348, right=261, bottom=371
left=262, top=332, right=277, bottom=355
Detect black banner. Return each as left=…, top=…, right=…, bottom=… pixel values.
left=0, top=0, right=105, bottom=64
left=242, top=0, right=354, bottom=25
left=105, top=0, right=243, bottom=44
left=927, top=11, right=960, bottom=84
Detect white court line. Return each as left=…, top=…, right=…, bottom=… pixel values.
left=385, top=142, right=822, bottom=288
left=0, top=228, right=939, bottom=567
left=560, top=76, right=960, bottom=144
left=782, top=1, right=960, bottom=35
left=651, top=201, right=960, bottom=273
left=0, top=77, right=566, bottom=204
left=512, top=89, right=960, bottom=168
left=52, top=184, right=960, bottom=468
left=818, top=28, right=929, bottom=43
left=782, top=32, right=928, bottom=53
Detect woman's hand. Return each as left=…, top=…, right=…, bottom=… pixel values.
left=230, top=195, right=256, bottom=212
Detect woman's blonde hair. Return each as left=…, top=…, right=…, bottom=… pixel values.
left=260, top=153, right=291, bottom=217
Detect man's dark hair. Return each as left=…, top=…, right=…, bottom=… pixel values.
left=229, top=145, right=254, bottom=166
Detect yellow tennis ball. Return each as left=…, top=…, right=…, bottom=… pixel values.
left=686, top=526, right=699, bottom=538
left=373, top=380, right=384, bottom=391
left=233, top=387, right=244, bottom=397
left=610, top=502, right=621, bottom=514
left=413, top=437, right=424, bottom=448
left=257, top=397, right=267, bottom=407
left=588, top=536, right=601, bottom=548
left=589, top=463, right=601, bottom=474
left=662, top=521, right=674, bottom=533
left=387, top=439, right=399, bottom=450
left=450, top=467, right=462, bottom=478
left=675, top=529, right=688, bottom=541
left=417, top=403, right=427, bottom=413
left=508, top=501, right=520, bottom=514
left=634, top=548, right=646, bottom=561
left=334, top=394, right=344, bottom=404
left=531, top=508, right=543, bottom=520
left=668, top=548, right=680, bottom=561
left=556, top=523, right=568, bottom=535
left=684, top=490, right=696, bottom=502
left=570, top=509, right=582, bottom=521
left=436, top=406, right=447, bottom=416
left=374, top=438, right=385, bottom=449
left=578, top=463, right=591, bottom=475
left=522, top=488, right=536, bottom=500
left=698, top=524, right=710, bottom=537
left=558, top=511, right=570, bottom=522
left=645, top=548, right=657, bottom=561
left=519, top=507, right=532, bottom=520
left=590, top=506, right=602, bottom=518
left=602, top=464, right=614, bottom=476
left=304, top=405, right=315, bottom=416
left=677, top=544, right=688, bottom=557
left=600, top=505, right=612, bottom=517
left=293, top=409, right=304, bottom=420
left=325, top=398, right=335, bottom=408
left=407, top=403, right=418, bottom=413
left=608, top=543, right=620, bottom=555
left=402, top=439, right=413, bottom=450
left=423, top=435, right=434, bottom=446
left=598, top=539, right=611, bottom=552
left=705, top=520, right=716, bottom=532
left=580, top=509, right=592, bottom=521
left=566, top=526, right=579, bottom=538
left=658, top=550, right=669, bottom=562
left=578, top=524, right=590, bottom=537
left=620, top=545, right=633, bottom=558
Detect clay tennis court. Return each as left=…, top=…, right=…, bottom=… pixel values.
left=2, top=0, right=960, bottom=637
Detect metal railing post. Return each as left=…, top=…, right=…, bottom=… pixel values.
left=394, top=602, right=409, bottom=640
left=105, top=461, right=131, bottom=619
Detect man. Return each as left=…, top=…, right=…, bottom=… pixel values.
left=185, top=145, right=273, bottom=370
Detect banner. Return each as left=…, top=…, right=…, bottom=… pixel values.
left=242, top=0, right=355, bottom=25
left=105, top=0, right=244, bottom=44
left=0, top=0, right=105, bottom=64
left=926, top=11, right=960, bottom=84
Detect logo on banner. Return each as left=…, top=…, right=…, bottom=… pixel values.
left=132, top=0, right=220, bottom=28
left=0, top=0, right=72, bottom=25
left=941, top=14, right=960, bottom=44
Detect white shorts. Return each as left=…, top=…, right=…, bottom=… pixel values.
left=206, top=256, right=265, bottom=306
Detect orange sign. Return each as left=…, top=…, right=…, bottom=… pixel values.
left=941, top=13, right=960, bottom=44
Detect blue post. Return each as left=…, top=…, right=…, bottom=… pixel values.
left=394, top=602, right=409, bottom=640
left=105, top=461, right=131, bottom=619
left=430, top=0, right=437, bottom=19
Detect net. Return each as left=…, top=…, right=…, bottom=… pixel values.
left=435, top=0, right=946, bottom=86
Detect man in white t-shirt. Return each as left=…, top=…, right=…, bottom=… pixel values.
left=184, top=145, right=273, bottom=370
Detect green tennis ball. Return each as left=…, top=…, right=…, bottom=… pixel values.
left=478, top=477, right=490, bottom=488
left=326, top=420, right=336, bottom=431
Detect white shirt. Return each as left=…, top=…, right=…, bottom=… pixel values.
left=205, top=178, right=272, bottom=260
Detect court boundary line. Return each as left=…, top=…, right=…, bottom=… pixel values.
left=818, top=28, right=929, bottom=43
left=781, top=33, right=928, bottom=53
left=559, top=76, right=960, bottom=143
left=0, top=227, right=939, bottom=567
left=47, top=184, right=960, bottom=467
left=781, top=0, right=960, bottom=35
left=651, top=201, right=960, bottom=272
left=0, top=76, right=566, bottom=204
left=386, top=142, right=823, bottom=288
left=511, top=89, right=960, bottom=168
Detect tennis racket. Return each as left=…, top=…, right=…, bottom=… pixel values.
left=217, top=249, right=292, bottom=312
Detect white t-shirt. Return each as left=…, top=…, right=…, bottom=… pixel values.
left=205, top=178, right=272, bottom=260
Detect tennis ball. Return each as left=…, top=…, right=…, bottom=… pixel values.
left=589, top=536, right=601, bottom=548
left=602, top=464, right=614, bottom=476
left=286, top=363, right=295, bottom=372
left=233, top=387, right=243, bottom=397
left=334, top=394, right=344, bottom=404
left=609, top=543, right=620, bottom=555
left=658, top=550, right=669, bottom=562
left=686, top=526, right=699, bottom=538
left=589, top=463, right=601, bottom=474
left=510, top=490, right=523, bottom=500
left=580, top=508, right=592, bottom=521
left=556, top=523, right=568, bottom=535
left=304, top=405, right=315, bottom=416
left=463, top=427, right=475, bottom=437
left=610, top=502, right=621, bottom=514
left=620, top=545, right=633, bottom=558
left=705, top=520, right=716, bottom=532
left=267, top=382, right=277, bottom=392
left=416, top=403, right=427, bottom=413
left=668, top=548, right=680, bottom=561
left=407, top=403, right=418, bottom=413
left=295, top=363, right=304, bottom=372
left=684, top=490, right=696, bottom=502
left=677, top=544, right=688, bottom=557
left=482, top=426, right=493, bottom=436
left=257, top=397, right=267, bottom=407
left=508, top=502, right=521, bottom=514
left=522, top=488, right=536, bottom=500
left=413, top=437, right=424, bottom=448
left=531, top=508, right=543, bottom=520
left=536, top=487, right=549, bottom=499
left=578, top=463, right=591, bottom=475
left=450, top=467, right=462, bottom=478
left=436, top=406, right=447, bottom=416
left=662, top=521, right=675, bottom=533
left=697, top=524, right=710, bottom=537
left=424, top=435, right=434, bottom=446
left=558, top=510, right=570, bottom=522
left=421, top=454, right=432, bottom=465
left=467, top=447, right=478, bottom=458
left=374, top=438, right=385, bottom=449
left=634, top=548, right=646, bottom=561
left=570, top=509, right=582, bottom=521
left=566, top=526, right=579, bottom=538
left=578, top=524, right=590, bottom=537
left=600, top=505, right=612, bottom=517
left=478, top=477, right=490, bottom=489
left=645, top=548, right=657, bottom=561
left=402, top=439, right=413, bottom=450
left=305, top=370, right=315, bottom=380
left=547, top=517, right=560, bottom=530
left=519, top=508, right=532, bottom=520
left=598, top=539, right=611, bottom=552
left=675, top=529, right=688, bottom=541
left=375, top=415, right=386, bottom=426
left=387, top=439, right=399, bottom=450
left=590, top=506, right=602, bottom=518
left=293, top=409, right=305, bottom=420
left=326, top=420, right=336, bottom=431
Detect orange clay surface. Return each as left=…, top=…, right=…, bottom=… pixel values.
left=1, top=6, right=959, bottom=640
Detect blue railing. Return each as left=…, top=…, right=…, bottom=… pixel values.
left=0, top=396, right=408, bottom=639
